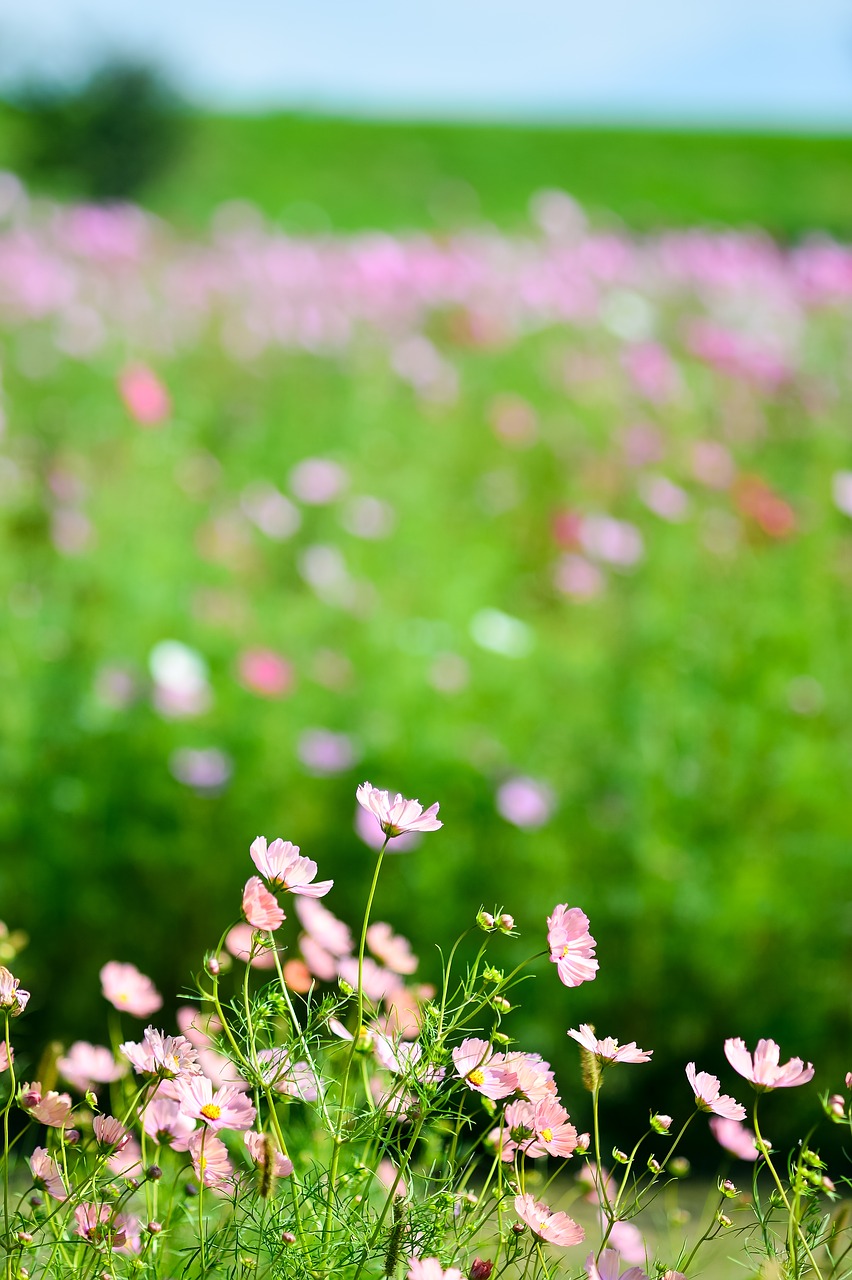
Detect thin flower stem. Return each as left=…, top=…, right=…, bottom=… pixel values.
left=198, top=1129, right=207, bottom=1276
left=2, top=1012, right=14, bottom=1276
left=753, top=1095, right=824, bottom=1280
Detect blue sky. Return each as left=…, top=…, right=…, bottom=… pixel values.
left=2, top=0, right=852, bottom=126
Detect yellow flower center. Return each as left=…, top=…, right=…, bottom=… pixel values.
left=561, top=944, right=572, bottom=958
left=200, top=1104, right=221, bottom=1121
left=467, top=1068, right=486, bottom=1087
left=540, top=1128, right=553, bottom=1143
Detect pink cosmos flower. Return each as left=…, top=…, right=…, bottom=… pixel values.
left=29, top=1147, right=67, bottom=1200
left=119, top=364, right=170, bottom=426
left=708, top=1116, right=759, bottom=1162
left=0, top=966, right=30, bottom=1016
left=121, top=1026, right=201, bottom=1080
left=295, top=897, right=353, bottom=956
left=514, top=1194, right=585, bottom=1247
left=846, top=1072, right=852, bottom=1089
left=366, top=922, right=418, bottom=975
left=501, top=1052, right=557, bottom=1103
left=567, top=1026, right=652, bottom=1065
left=108, top=1136, right=143, bottom=1177
left=356, top=782, right=442, bottom=839
left=0, top=1044, right=12, bottom=1072
left=188, top=1130, right=233, bottom=1188
left=177, top=1076, right=256, bottom=1132
left=685, top=1063, right=746, bottom=1120
left=93, top=1114, right=130, bottom=1150
left=242, top=877, right=285, bottom=931
left=338, top=956, right=402, bottom=1003
left=20, top=1082, right=72, bottom=1128
left=141, top=1094, right=197, bottom=1150
left=238, top=649, right=293, bottom=699
left=527, top=1097, right=579, bottom=1158
left=300, top=935, right=339, bottom=981
left=496, top=777, right=555, bottom=828
left=452, top=1038, right=517, bottom=1100
left=57, top=1042, right=126, bottom=1093
left=100, top=962, right=162, bottom=1018
left=547, top=906, right=598, bottom=988
left=244, top=1131, right=293, bottom=1178
left=256, top=1049, right=319, bottom=1101
left=355, top=803, right=422, bottom=852
left=407, top=1260, right=464, bottom=1280
left=606, top=1220, right=646, bottom=1265
left=75, top=1203, right=115, bottom=1245
left=724, top=1038, right=814, bottom=1091
left=249, top=837, right=333, bottom=897
left=585, top=1250, right=648, bottom=1280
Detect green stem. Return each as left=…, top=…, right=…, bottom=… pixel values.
left=753, top=1095, right=824, bottom=1280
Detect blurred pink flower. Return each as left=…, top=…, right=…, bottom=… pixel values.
left=356, top=782, right=442, bottom=839
left=289, top=457, right=348, bottom=505
left=580, top=515, right=644, bottom=568
left=0, top=1044, right=12, bottom=1072
left=108, top=1135, right=143, bottom=1177
left=606, top=1220, right=647, bottom=1266
left=488, top=393, right=538, bottom=447
left=337, top=956, right=401, bottom=1003
left=294, top=897, right=353, bottom=956
left=242, top=877, right=285, bottom=931
left=547, top=906, right=598, bottom=988
left=366, top=922, right=418, bottom=975
left=620, top=423, right=665, bottom=468
left=169, top=747, right=232, bottom=794
left=514, top=1193, right=584, bottom=1247
left=407, top=1259, right=463, bottom=1280
left=29, top=1147, right=67, bottom=1200
left=724, top=1038, right=814, bottom=1090
left=297, top=728, right=357, bottom=775
left=225, top=923, right=278, bottom=969
left=685, top=1063, right=746, bottom=1120
left=585, top=1249, right=647, bottom=1280
left=554, top=554, right=605, bottom=601
left=832, top=471, right=852, bottom=518
left=567, top=1025, right=652, bottom=1065
left=299, top=934, right=338, bottom=981
left=692, top=441, right=734, bottom=489
left=245, top=1131, right=293, bottom=1178
left=496, top=776, right=555, bottom=828
left=623, top=342, right=679, bottom=403
left=100, top=962, right=162, bottom=1017
left=119, top=364, right=170, bottom=426
left=188, top=1130, right=233, bottom=1188
left=638, top=474, right=689, bottom=523
left=256, top=1049, right=319, bottom=1101
left=238, top=649, right=293, bottom=699
left=709, top=1116, right=759, bottom=1161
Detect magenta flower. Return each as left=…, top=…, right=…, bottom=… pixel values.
left=177, top=1076, right=256, bottom=1132
left=244, top=1131, right=293, bottom=1178
left=366, top=922, right=418, bottom=975
left=242, top=876, right=285, bottom=931
left=57, top=1042, right=126, bottom=1093
left=452, top=1038, right=517, bottom=1100
left=514, top=1193, right=585, bottom=1247
left=585, top=1251, right=648, bottom=1280
left=29, top=1147, right=67, bottom=1200
left=120, top=1027, right=201, bottom=1080
left=708, top=1116, right=759, bottom=1162
left=100, top=962, right=162, bottom=1018
left=407, top=1260, right=464, bottom=1280
left=141, top=1095, right=197, bottom=1150
left=356, top=781, right=442, bottom=839
left=685, top=1063, right=746, bottom=1120
left=547, top=906, right=598, bottom=988
left=188, top=1130, right=233, bottom=1188
left=0, top=966, right=30, bottom=1016
left=20, top=1082, right=72, bottom=1128
left=93, top=1114, right=130, bottom=1150
left=724, top=1038, right=814, bottom=1091
left=567, top=1026, right=652, bottom=1065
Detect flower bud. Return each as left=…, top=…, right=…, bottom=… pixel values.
left=511, top=1223, right=525, bottom=1236
left=338, top=979, right=354, bottom=997
left=846, top=1072, right=852, bottom=1090
left=716, top=1213, right=732, bottom=1228
left=491, top=997, right=511, bottom=1014
left=146, top=1165, right=163, bottom=1182
left=355, top=1028, right=374, bottom=1054
left=470, top=1261, right=493, bottom=1280
left=651, top=1113, right=672, bottom=1134
left=668, top=1157, right=690, bottom=1178
left=612, top=1148, right=628, bottom=1164
left=823, top=1176, right=837, bottom=1194
left=483, top=967, right=504, bottom=983
left=17, top=1232, right=33, bottom=1245
left=204, top=954, right=221, bottom=977
left=185, top=1182, right=198, bottom=1197
left=719, top=1179, right=739, bottom=1198
left=497, top=914, right=515, bottom=934
left=281, top=1232, right=296, bottom=1245
left=647, top=1157, right=662, bottom=1175
left=85, top=1091, right=98, bottom=1109
left=491, top=1031, right=511, bottom=1046
left=827, top=1094, right=845, bottom=1119
left=28, top=1196, right=42, bottom=1209
left=574, top=1132, right=590, bottom=1155
left=147, top=1222, right=162, bottom=1235
left=477, top=911, right=496, bottom=932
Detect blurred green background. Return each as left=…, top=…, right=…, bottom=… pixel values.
left=1, top=72, right=851, bottom=1149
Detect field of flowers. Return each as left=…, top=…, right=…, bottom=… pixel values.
left=0, top=159, right=851, bottom=1146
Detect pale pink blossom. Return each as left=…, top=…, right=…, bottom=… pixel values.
left=554, top=554, right=605, bottom=601
left=298, top=727, right=357, bottom=774
left=188, top=1130, right=233, bottom=1188
left=846, top=1072, right=852, bottom=1089
left=355, top=803, right=422, bottom=852
left=606, top=1220, right=646, bottom=1265
left=638, top=474, right=689, bottom=523
left=57, top=1042, right=126, bottom=1093
left=225, top=923, right=278, bottom=969
left=514, top=1194, right=584, bottom=1247
left=366, top=923, right=418, bottom=975
left=289, top=457, right=348, bottom=505
left=238, top=649, right=293, bottom=698
left=685, top=1063, right=746, bottom=1120
left=708, top=1116, right=759, bottom=1161
left=141, top=1094, right=197, bottom=1150
left=74, top=1202, right=115, bottom=1244
left=100, top=962, right=162, bottom=1018
left=177, top=1076, right=256, bottom=1132
left=299, top=934, right=339, bottom=981
left=0, top=1044, right=12, bottom=1072
left=93, top=1114, right=130, bottom=1150
left=249, top=837, right=333, bottom=897
left=527, top=1096, right=578, bottom=1158
left=452, top=1038, right=517, bottom=1100
left=108, top=1136, right=143, bottom=1176
left=20, top=1082, right=72, bottom=1127
left=119, top=364, right=170, bottom=425
left=724, top=1038, right=814, bottom=1090
left=547, top=906, right=598, bottom=988
left=0, top=966, right=30, bottom=1016
left=244, top=1130, right=293, bottom=1178
left=585, top=1250, right=648, bottom=1280
left=406, top=1259, right=463, bottom=1280
left=242, top=876, right=285, bottom=931
left=295, top=897, right=353, bottom=956
left=256, top=1049, right=319, bottom=1101
left=496, top=777, right=556, bottom=828
left=120, top=1027, right=201, bottom=1080
left=501, top=1052, right=557, bottom=1103
left=29, top=1147, right=67, bottom=1200
left=567, top=1026, right=652, bottom=1065
left=338, top=956, right=402, bottom=1003
left=834, top=472, right=852, bottom=518
left=356, top=782, right=442, bottom=838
